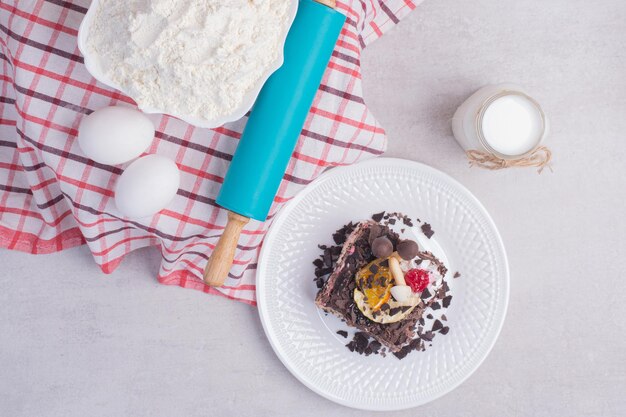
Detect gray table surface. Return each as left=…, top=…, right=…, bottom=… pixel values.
left=2, top=0, right=625, bottom=416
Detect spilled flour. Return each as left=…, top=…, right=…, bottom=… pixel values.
left=86, top=0, right=292, bottom=122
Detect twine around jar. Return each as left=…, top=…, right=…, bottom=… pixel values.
left=466, top=145, right=553, bottom=173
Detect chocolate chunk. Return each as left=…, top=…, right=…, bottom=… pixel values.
left=414, top=259, right=423, bottom=266
left=336, top=330, right=348, bottom=338
left=380, top=259, right=389, bottom=268
left=332, top=231, right=346, bottom=245
left=439, top=265, right=448, bottom=278
left=441, top=314, right=448, bottom=321
left=354, top=332, right=369, bottom=352
left=421, top=288, right=431, bottom=299
left=313, top=258, right=324, bottom=268
left=368, top=224, right=383, bottom=245
left=346, top=341, right=355, bottom=352
left=393, top=349, right=410, bottom=360
left=368, top=340, right=382, bottom=353
left=371, top=211, right=385, bottom=222
left=421, top=223, right=434, bottom=239
left=380, top=303, right=390, bottom=311
left=389, top=307, right=402, bottom=316
left=323, top=250, right=332, bottom=267
left=314, top=267, right=333, bottom=278
left=426, top=314, right=433, bottom=319
left=440, top=327, right=450, bottom=335
left=442, top=295, right=453, bottom=308
left=453, top=271, right=461, bottom=279
left=388, top=218, right=396, bottom=225
left=432, top=319, right=444, bottom=332
left=431, top=302, right=441, bottom=310
left=393, top=338, right=422, bottom=360
left=420, top=331, right=435, bottom=342
left=369, top=264, right=379, bottom=274
left=402, top=217, right=414, bottom=227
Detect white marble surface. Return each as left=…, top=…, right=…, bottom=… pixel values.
left=2, top=0, right=625, bottom=415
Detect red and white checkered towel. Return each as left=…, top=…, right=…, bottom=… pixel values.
left=0, top=0, right=420, bottom=305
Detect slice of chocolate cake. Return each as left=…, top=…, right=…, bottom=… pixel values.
left=315, top=221, right=426, bottom=352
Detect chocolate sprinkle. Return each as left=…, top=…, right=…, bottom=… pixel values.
left=421, top=223, right=435, bottom=239
left=337, top=330, right=348, bottom=338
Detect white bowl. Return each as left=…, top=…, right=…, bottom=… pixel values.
left=77, top=0, right=298, bottom=128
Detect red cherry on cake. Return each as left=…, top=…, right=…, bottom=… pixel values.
left=405, top=268, right=430, bottom=293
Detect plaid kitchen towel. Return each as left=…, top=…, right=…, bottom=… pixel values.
left=0, top=0, right=422, bottom=305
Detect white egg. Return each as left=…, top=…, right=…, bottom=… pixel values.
left=78, top=106, right=154, bottom=165
left=114, top=155, right=180, bottom=218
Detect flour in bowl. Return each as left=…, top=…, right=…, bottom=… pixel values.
left=86, top=0, right=292, bottom=123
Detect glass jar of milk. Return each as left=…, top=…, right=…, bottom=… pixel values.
left=452, top=83, right=549, bottom=160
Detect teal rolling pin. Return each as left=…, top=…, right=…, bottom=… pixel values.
left=204, top=0, right=346, bottom=286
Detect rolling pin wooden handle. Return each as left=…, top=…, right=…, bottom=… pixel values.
left=315, top=0, right=336, bottom=7
left=203, top=211, right=250, bottom=287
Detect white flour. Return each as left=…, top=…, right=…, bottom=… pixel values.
left=87, top=0, right=291, bottom=122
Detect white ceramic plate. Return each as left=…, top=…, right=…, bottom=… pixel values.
left=257, top=158, right=509, bottom=410
left=77, top=0, right=298, bottom=128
